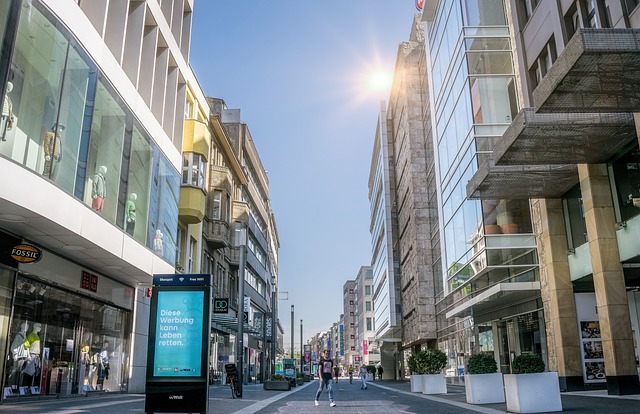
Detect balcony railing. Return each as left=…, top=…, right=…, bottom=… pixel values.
left=202, top=218, right=230, bottom=249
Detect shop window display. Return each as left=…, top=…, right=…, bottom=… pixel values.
left=3, top=277, right=130, bottom=397
left=148, top=150, right=179, bottom=264
left=125, top=123, right=152, bottom=244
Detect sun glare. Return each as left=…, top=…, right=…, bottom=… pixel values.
left=368, top=70, right=392, bottom=92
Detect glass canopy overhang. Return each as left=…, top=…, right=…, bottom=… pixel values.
left=534, top=28, right=640, bottom=114
left=466, top=161, right=578, bottom=199
left=493, top=109, right=636, bottom=165
left=445, top=282, right=541, bottom=319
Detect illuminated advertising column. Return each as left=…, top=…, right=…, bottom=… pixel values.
left=145, top=274, right=212, bottom=414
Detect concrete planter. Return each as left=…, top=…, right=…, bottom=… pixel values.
left=421, top=374, right=447, bottom=394
left=410, top=375, right=423, bottom=393
left=295, top=377, right=304, bottom=386
left=504, top=372, right=562, bottom=413
left=465, top=373, right=505, bottom=404
left=263, top=381, right=291, bottom=391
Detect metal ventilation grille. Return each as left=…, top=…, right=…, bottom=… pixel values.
left=494, top=109, right=636, bottom=165
left=534, top=29, right=640, bottom=113
left=466, top=162, right=578, bottom=200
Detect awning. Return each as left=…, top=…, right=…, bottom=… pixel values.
left=534, top=28, right=640, bottom=113
left=494, top=109, right=636, bottom=165
left=211, top=314, right=262, bottom=336
left=466, top=161, right=578, bottom=199
left=446, top=282, right=541, bottom=319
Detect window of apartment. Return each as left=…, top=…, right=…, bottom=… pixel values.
left=365, top=285, right=372, bottom=295
left=212, top=190, right=222, bottom=219
left=625, top=0, right=640, bottom=14
left=182, top=152, right=205, bottom=189
left=366, top=317, right=373, bottom=331
left=187, top=237, right=195, bottom=273
left=522, top=0, right=540, bottom=22
left=185, top=97, right=193, bottom=119
left=564, top=3, right=582, bottom=40
left=176, top=226, right=184, bottom=268
left=365, top=301, right=372, bottom=311
left=529, top=37, right=557, bottom=90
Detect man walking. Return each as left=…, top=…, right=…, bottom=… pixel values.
left=377, top=365, right=384, bottom=381
left=359, top=365, right=368, bottom=390
left=315, top=350, right=337, bottom=407
left=333, top=364, right=339, bottom=383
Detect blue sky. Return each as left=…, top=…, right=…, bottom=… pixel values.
left=190, top=1, right=419, bottom=351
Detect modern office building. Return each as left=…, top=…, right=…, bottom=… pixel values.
left=341, top=280, right=356, bottom=367
left=418, top=0, right=640, bottom=394
left=368, top=100, right=403, bottom=371
left=0, top=0, right=192, bottom=397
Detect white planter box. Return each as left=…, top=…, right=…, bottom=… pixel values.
left=421, top=374, right=446, bottom=394
left=465, top=373, right=505, bottom=404
left=504, top=372, right=562, bottom=413
left=410, top=375, right=423, bottom=392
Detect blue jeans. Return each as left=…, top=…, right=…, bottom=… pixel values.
left=315, top=377, right=333, bottom=402
left=361, top=374, right=367, bottom=389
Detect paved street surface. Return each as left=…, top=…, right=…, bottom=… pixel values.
left=1, top=378, right=639, bottom=413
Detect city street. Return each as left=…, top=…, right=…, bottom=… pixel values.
left=1, top=379, right=640, bottom=413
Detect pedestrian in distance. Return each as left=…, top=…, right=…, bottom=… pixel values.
left=315, top=350, right=337, bottom=407
left=348, top=366, right=354, bottom=384
left=377, top=365, right=384, bottom=381
left=359, top=365, right=368, bottom=390
left=333, top=364, right=339, bottom=383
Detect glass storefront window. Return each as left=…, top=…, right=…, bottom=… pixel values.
left=125, top=124, right=152, bottom=244
left=469, top=76, right=518, bottom=125
left=83, top=77, right=126, bottom=224
left=148, top=151, right=179, bottom=265
left=4, top=276, right=130, bottom=397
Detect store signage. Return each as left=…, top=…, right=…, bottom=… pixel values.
left=416, top=0, right=424, bottom=11
left=10, top=243, right=42, bottom=263
left=265, top=313, right=273, bottom=339
left=81, top=271, right=98, bottom=292
left=213, top=298, right=229, bottom=314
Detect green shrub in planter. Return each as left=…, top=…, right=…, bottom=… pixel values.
left=467, top=353, right=498, bottom=375
left=416, top=349, right=447, bottom=375
left=269, top=374, right=288, bottom=381
left=296, top=372, right=304, bottom=378
left=408, top=353, right=419, bottom=374
left=511, top=353, right=545, bottom=374
left=366, top=365, right=376, bottom=374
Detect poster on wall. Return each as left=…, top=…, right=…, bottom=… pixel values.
left=580, top=320, right=606, bottom=383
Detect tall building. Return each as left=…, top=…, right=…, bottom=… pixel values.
left=386, top=15, right=439, bottom=360
left=342, top=280, right=356, bottom=367
left=354, top=266, right=378, bottom=367
left=0, top=0, right=192, bottom=397
left=419, top=0, right=640, bottom=395
left=368, top=101, right=403, bottom=371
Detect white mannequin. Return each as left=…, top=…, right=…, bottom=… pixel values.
left=9, top=322, right=29, bottom=387
left=153, top=230, right=163, bottom=255
left=125, top=193, right=137, bottom=236
left=1, top=82, right=14, bottom=141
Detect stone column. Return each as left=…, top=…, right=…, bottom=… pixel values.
left=579, top=164, right=640, bottom=395
left=531, top=198, right=583, bottom=391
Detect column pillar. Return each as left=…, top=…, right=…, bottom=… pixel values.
left=532, top=198, right=583, bottom=391
left=579, top=164, right=640, bottom=395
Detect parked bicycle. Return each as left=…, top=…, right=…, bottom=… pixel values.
left=225, top=363, right=241, bottom=398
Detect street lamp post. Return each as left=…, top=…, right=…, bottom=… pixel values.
left=290, top=305, right=294, bottom=359
left=300, top=319, right=303, bottom=374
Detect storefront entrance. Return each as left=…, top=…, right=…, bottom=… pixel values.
left=494, top=311, right=546, bottom=374
left=3, top=276, right=130, bottom=399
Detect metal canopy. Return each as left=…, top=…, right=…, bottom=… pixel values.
left=467, top=161, right=578, bottom=199
left=534, top=28, right=640, bottom=113
left=212, top=314, right=262, bottom=336
left=494, top=109, right=636, bottom=165
left=445, top=282, right=541, bottom=319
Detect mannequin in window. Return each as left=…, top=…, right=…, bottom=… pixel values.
left=79, top=334, right=91, bottom=391
left=22, top=323, right=42, bottom=384
left=91, top=165, right=107, bottom=212
left=97, top=341, right=110, bottom=389
left=125, top=193, right=137, bottom=236
left=153, top=230, right=163, bottom=255
left=88, top=338, right=101, bottom=390
left=1, top=81, right=14, bottom=142
left=8, top=322, right=29, bottom=387
left=42, top=124, right=64, bottom=179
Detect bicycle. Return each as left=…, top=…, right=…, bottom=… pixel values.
left=225, top=363, right=241, bottom=399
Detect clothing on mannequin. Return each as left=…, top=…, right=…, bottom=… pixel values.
left=91, top=165, right=107, bottom=212
left=153, top=230, right=163, bottom=255
left=1, top=81, right=14, bottom=142
left=8, top=322, right=29, bottom=387
left=22, top=323, right=42, bottom=382
left=88, top=339, right=101, bottom=390
left=125, top=193, right=137, bottom=236
left=42, top=124, right=64, bottom=179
